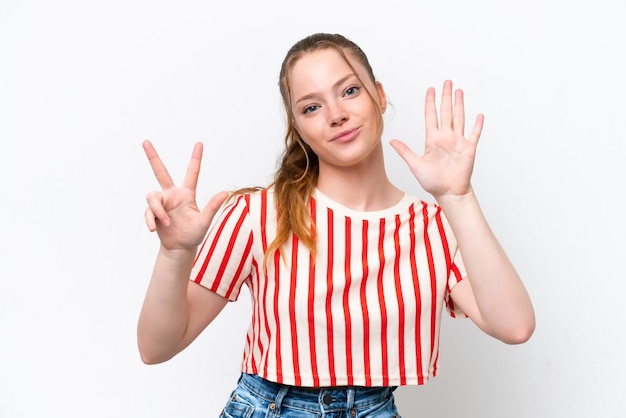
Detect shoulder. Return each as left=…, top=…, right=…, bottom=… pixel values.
left=221, top=187, right=278, bottom=218
left=406, top=195, right=446, bottom=217
left=226, top=187, right=270, bottom=204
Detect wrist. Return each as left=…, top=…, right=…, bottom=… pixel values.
left=158, top=245, right=197, bottom=263
left=434, top=187, right=477, bottom=209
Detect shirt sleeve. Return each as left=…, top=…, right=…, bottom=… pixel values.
left=190, top=194, right=254, bottom=301
left=444, top=247, right=468, bottom=318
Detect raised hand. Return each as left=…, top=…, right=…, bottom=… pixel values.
left=390, top=80, right=484, bottom=200
left=143, top=140, right=228, bottom=251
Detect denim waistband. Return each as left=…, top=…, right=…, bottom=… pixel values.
left=238, top=373, right=396, bottom=411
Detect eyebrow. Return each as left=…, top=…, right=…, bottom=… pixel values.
left=294, top=73, right=357, bottom=105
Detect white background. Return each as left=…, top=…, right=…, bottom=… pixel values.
left=1, top=0, right=625, bottom=417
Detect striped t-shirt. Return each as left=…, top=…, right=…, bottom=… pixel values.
left=190, top=188, right=466, bottom=387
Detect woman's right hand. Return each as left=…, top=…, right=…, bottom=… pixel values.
left=143, top=140, right=228, bottom=252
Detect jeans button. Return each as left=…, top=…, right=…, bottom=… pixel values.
left=321, top=393, right=332, bottom=406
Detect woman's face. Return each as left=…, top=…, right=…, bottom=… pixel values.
left=288, top=48, right=387, bottom=172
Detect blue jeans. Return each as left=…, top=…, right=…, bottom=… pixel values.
left=219, top=373, right=401, bottom=417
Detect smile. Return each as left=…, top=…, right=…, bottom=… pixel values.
left=330, top=127, right=360, bottom=143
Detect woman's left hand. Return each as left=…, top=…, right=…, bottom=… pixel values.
left=390, top=80, right=484, bottom=200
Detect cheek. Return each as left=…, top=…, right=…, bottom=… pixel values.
left=294, top=120, right=321, bottom=144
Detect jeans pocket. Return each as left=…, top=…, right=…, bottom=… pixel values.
left=219, top=393, right=254, bottom=418
left=358, top=395, right=402, bottom=418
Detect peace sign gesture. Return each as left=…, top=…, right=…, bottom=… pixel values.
left=390, top=80, right=484, bottom=200
left=143, top=140, right=228, bottom=251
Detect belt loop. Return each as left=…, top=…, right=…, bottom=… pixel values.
left=269, top=385, right=289, bottom=416
left=346, top=387, right=356, bottom=410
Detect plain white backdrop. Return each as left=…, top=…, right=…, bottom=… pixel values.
left=1, top=0, right=625, bottom=417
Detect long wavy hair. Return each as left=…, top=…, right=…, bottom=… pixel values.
left=238, top=33, right=384, bottom=263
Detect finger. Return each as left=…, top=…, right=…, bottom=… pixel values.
left=183, top=142, right=203, bottom=191
left=439, top=80, right=453, bottom=129
left=146, top=191, right=170, bottom=227
left=200, top=191, right=230, bottom=224
left=453, top=89, right=465, bottom=136
left=144, top=207, right=157, bottom=232
left=424, top=87, right=439, bottom=134
left=143, top=140, right=175, bottom=189
left=389, top=139, right=420, bottom=169
left=468, top=114, right=485, bottom=146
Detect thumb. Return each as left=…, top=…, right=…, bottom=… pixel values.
left=389, top=139, right=420, bottom=169
left=200, top=191, right=230, bottom=225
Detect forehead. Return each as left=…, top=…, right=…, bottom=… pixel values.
left=288, top=48, right=365, bottom=94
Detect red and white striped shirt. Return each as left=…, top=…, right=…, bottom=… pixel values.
left=191, top=188, right=466, bottom=387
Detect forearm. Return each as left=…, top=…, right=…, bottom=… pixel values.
left=437, top=189, right=535, bottom=343
left=137, top=246, right=196, bottom=363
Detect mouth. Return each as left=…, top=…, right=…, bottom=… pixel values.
left=330, top=127, right=360, bottom=143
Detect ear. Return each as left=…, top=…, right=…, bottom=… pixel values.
left=376, top=81, right=387, bottom=113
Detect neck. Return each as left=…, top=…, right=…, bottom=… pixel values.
left=316, top=149, right=403, bottom=212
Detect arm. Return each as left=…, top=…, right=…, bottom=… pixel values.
left=137, top=247, right=229, bottom=364
left=390, top=80, right=535, bottom=344
left=137, top=140, right=229, bottom=363
left=438, top=191, right=535, bottom=344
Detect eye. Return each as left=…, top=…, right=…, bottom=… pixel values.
left=344, top=86, right=360, bottom=97
left=303, top=104, right=319, bottom=114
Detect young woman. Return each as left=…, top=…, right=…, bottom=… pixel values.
left=138, top=33, right=535, bottom=417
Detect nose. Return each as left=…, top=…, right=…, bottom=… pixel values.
left=330, top=114, right=348, bottom=126
left=328, top=102, right=349, bottom=126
